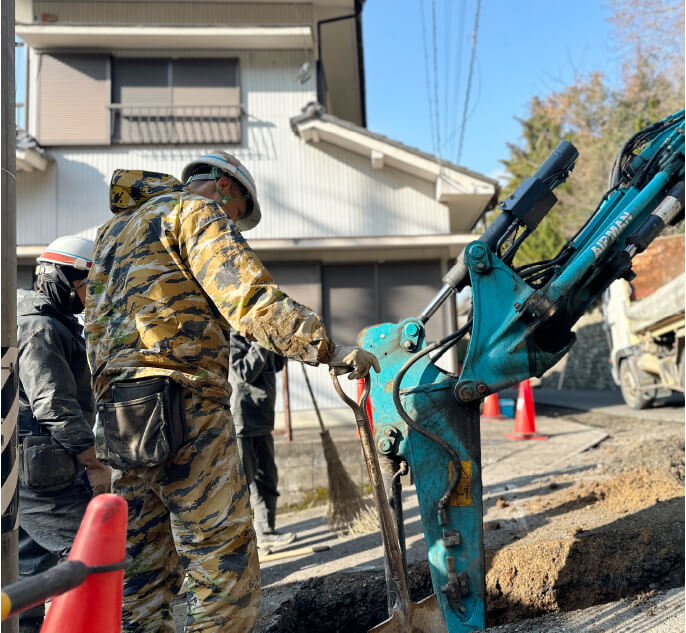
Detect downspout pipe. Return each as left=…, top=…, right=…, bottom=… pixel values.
left=354, top=0, right=367, bottom=128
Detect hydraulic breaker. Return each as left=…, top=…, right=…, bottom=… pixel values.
left=360, top=320, right=484, bottom=631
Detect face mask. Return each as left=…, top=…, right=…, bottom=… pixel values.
left=37, top=264, right=86, bottom=314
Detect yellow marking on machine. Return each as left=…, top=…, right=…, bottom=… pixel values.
left=448, top=460, right=472, bottom=506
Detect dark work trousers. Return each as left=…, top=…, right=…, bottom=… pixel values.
left=237, top=434, right=278, bottom=535
left=17, top=477, right=91, bottom=630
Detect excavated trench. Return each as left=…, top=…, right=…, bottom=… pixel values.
left=259, top=465, right=684, bottom=633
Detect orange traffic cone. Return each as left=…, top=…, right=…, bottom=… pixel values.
left=504, top=380, right=547, bottom=440
left=356, top=378, right=374, bottom=437
left=481, top=392, right=504, bottom=419
left=41, top=494, right=128, bottom=633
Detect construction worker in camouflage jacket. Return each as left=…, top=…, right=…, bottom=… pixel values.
left=85, top=151, right=379, bottom=633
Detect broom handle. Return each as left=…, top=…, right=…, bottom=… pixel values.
left=300, top=363, right=327, bottom=433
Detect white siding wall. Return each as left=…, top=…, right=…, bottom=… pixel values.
left=18, top=50, right=451, bottom=243
left=16, top=159, right=58, bottom=243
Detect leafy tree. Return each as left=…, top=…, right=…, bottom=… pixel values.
left=492, top=18, right=683, bottom=266
left=608, top=0, right=684, bottom=78
left=497, top=99, right=570, bottom=264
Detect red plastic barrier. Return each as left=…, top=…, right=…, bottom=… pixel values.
left=41, top=494, right=127, bottom=633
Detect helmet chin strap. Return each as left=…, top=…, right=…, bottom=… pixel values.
left=213, top=167, right=249, bottom=204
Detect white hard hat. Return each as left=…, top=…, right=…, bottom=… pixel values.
left=37, top=235, right=94, bottom=271
left=181, top=151, right=262, bottom=231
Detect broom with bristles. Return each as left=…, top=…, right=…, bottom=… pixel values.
left=300, top=363, right=377, bottom=534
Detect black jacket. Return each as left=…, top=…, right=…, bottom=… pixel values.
left=229, top=330, right=284, bottom=437
left=17, top=290, right=95, bottom=455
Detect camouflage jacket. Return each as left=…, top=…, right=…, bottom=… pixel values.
left=85, top=170, right=333, bottom=404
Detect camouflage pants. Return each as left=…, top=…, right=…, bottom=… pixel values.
left=113, top=392, right=260, bottom=633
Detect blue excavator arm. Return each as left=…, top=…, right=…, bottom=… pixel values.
left=359, top=110, right=685, bottom=632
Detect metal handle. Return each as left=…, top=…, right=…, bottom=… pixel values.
left=2, top=557, right=130, bottom=620
left=330, top=372, right=411, bottom=613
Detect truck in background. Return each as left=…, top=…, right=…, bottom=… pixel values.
left=603, top=234, right=685, bottom=409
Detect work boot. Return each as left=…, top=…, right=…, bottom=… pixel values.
left=256, top=530, right=296, bottom=551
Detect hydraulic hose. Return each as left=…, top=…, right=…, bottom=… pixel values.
left=391, top=322, right=472, bottom=525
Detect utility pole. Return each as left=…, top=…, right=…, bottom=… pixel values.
left=2, top=0, right=19, bottom=631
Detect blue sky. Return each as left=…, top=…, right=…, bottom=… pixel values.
left=362, top=0, right=624, bottom=181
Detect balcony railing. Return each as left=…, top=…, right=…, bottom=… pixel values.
left=108, top=104, right=242, bottom=145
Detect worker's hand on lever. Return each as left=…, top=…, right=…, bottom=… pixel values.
left=328, top=344, right=381, bottom=380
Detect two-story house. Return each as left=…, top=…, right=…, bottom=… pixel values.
left=15, top=0, right=499, bottom=411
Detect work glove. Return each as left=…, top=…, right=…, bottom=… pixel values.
left=328, top=344, right=381, bottom=380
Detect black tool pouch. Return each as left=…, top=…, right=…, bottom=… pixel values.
left=98, top=377, right=186, bottom=470
left=19, top=436, right=78, bottom=493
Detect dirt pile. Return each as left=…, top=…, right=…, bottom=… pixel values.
left=261, top=467, right=684, bottom=631
left=484, top=468, right=684, bottom=625
left=544, top=469, right=682, bottom=514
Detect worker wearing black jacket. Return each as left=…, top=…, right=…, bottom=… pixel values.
left=229, top=330, right=295, bottom=549
left=16, top=236, right=111, bottom=633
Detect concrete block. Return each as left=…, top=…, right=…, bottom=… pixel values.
left=279, top=465, right=314, bottom=494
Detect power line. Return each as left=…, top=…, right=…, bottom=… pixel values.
left=442, top=0, right=453, bottom=147
left=443, top=0, right=467, bottom=159
left=457, top=0, right=482, bottom=164
left=418, top=0, right=437, bottom=156
left=431, top=0, right=442, bottom=162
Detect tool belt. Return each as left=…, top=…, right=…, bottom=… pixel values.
left=98, top=377, right=187, bottom=470
left=19, top=435, right=79, bottom=493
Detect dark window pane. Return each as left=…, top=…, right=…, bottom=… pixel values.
left=171, top=58, right=240, bottom=143
left=111, top=58, right=170, bottom=143
left=112, top=58, right=168, bottom=104
left=111, top=57, right=240, bottom=144
left=172, top=58, right=237, bottom=91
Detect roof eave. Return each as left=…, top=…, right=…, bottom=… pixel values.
left=16, top=148, right=49, bottom=173
left=15, top=24, right=314, bottom=50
